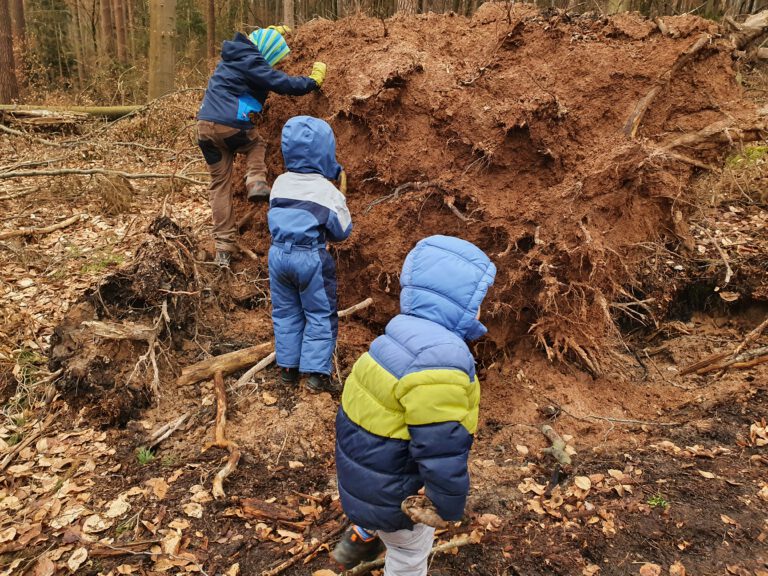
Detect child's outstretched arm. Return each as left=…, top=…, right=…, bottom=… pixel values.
left=395, top=346, right=477, bottom=522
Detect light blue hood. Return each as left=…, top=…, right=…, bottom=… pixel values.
left=281, top=116, right=342, bottom=181
left=399, top=235, right=496, bottom=341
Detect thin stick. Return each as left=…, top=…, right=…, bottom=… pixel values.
left=260, top=521, right=347, bottom=576
left=0, top=412, right=57, bottom=471
left=148, top=412, right=189, bottom=449
left=338, top=297, right=373, bottom=318
left=0, top=214, right=83, bottom=240
left=206, top=371, right=241, bottom=499
left=0, top=168, right=205, bottom=185
left=0, top=123, right=62, bottom=147
left=234, top=352, right=276, bottom=389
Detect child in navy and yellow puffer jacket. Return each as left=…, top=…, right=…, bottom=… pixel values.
left=268, top=116, right=352, bottom=393
left=332, top=235, right=496, bottom=575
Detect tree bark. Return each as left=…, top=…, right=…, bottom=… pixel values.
left=99, top=0, right=115, bottom=58
left=206, top=0, right=215, bottom=60
left=283, top=0, right=295, bottom=28
left=0, top=0, right=20, bottom=103
left=11, top=0, right=25, bottom=46
left=112, top=0, right=127, bottom=63
left=398, top=0, right=417, bottom=12
left=148, top=0, right=176, bottom=100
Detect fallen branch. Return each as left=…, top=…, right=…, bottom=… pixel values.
left=682, top=315, right=768, bottom=376
left=82, top=320, right=157, bottom=341
left=260, top=521, right=347, bottom=576
left=0, top=412, right=57, bottom=471
left=624, top=33, right=713, bottom=138
left=177, top=342, right=273, bottom=387
left=661, top=118, right=768, bottom=150
left=0, top=168, right=205, bottom=186
left=148, top=412, right=190, bottom=449
left=234, top=298, right=374, bottom=389
left=696, top=345, right=768, bottom=375
left=344, top=532, right=481, bottom=576
left=234, top=351, right=276, bottom=389
left=0, top=123, right=62, bottom=147
left=204, top=371, right=241, bottom=499
left=0, top=214, right=83, bottom=241
left=238, top=497, right=301, bottom=522
left=0, top=104, right=142, bottom=119
left=540, top=424, right=572, bottom=466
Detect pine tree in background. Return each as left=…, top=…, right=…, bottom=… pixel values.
left=148, top=0, right=176, bottom=99
left=0, top=0, right=20, bottom=102
left=11, top=0, right=25, bottom=47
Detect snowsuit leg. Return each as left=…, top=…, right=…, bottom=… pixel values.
left=269, top=245, right=304, bottom=369
left=298, top=248, right=338, bottom=375
left=378, top=524, right=435, bottom=576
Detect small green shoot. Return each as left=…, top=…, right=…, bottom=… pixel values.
left=136, top=447, right=155, bottom=466
left=647, top=493, right=669, bottom=509
left=7, top=432, right=23, bottom=446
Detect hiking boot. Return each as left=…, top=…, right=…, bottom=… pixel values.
left=331, top=526, right=384, bottom=570
left=246, top=180, right=271, bottom=202
left=305, top=373, right=342, bottom=394
left=214, top=250, right=231, bottom=268
left=280, top=367, right=299, bottom=385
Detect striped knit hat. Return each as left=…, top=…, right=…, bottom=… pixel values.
left=248, top=28, right=290, bottom=66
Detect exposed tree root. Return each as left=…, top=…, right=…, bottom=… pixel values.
left=204, top=371, right=241, bottom=500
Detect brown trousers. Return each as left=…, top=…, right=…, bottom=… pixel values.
left=197, top=120, right=267, bottom=253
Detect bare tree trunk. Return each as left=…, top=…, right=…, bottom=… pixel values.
left=148, top=0, right=176, bottom=99
left=11, top=0, right=25, bottom=46
left=99, top=0, right=115, bottom=58
left=398, top=0, right=417, bottom=12
left=71, top=0, right=87, bottom=88
left=113, top=0, right=127, bottom=62
left=207, top=0, right=216, bottom=59
left=284, top=0, right=295, bottom=28
left=125, top=0, right=134, bottom=60
left=0, top=0, right=20, bottom=102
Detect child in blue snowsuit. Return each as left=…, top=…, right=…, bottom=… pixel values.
left=197, top=27, right=327, bottom=267
left=332, top=235, right=496, bottom=575
left=268, top=116, right=352, bottom=393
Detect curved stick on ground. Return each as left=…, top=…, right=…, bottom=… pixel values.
left=260, top=522, right=347, bottom=576
left=344, top=532, right=481, bottom=576
left=205, top=371, right=241, bottom=499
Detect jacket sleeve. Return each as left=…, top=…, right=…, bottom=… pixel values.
left=395, top=349, right=475, bottom=521
left=325, top=188, right=353, bottom=242
left=249, top=65, right=318, bottom=96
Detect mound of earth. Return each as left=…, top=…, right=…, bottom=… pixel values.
left=242, top=4, right=764, bottom=374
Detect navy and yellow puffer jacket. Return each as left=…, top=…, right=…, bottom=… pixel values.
left=335, top=235, right=496, bottom=532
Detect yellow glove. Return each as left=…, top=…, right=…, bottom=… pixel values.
left=339, top=170, right=347, bottom=195
left=267, top=24, right=292, bottom=35
left=309, top=62, right=327, bottom=88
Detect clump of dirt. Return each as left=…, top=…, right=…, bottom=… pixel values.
left=48, top=216, right=219, bottom=427
left=254, top=5, right=764, bottom=374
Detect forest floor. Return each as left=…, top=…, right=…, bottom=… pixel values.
left=1, top=5, right=768, bottom=576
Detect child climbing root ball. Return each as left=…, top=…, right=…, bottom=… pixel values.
left=267, top=115, right=352, bottom=394
left=332, top=235, right=496, bottom=575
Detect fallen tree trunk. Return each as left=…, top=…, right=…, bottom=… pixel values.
left=0, top=167, right=205, bottom=186
left=0, top=104, right=142, bottom=119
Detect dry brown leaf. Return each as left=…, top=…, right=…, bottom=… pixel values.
left=169, top=518, right=190, bottom=530
left=146, top=477, right=169, bottom=500
left=105, top=495, right=131, bottom=518
left=67, top=547, right=88, bottom=572
left=583, top=565, right=600, bottom=576
left=477, top=513, right=503, bottom=531
left=720, top=514, right=739, bottom=526
left=574, top=476, right=592, bottom=491
left=225, top=564, right=241, bottom=576
left=639, top=563, right=661, bottom=576
left=312, top=570, right=338, bottom=576
left=518, top=478, right=547, bottom=495
left=31, top=557, right=54, bottom=576
left=758, top=483, right=768, bottom=501
left=83, top=513, right=113, bottom=533
left=669, top=560, right=686, bottom=576
left=161, top=529, right=182, bottom=555
left=0, top=527, right=16, bottom=543
left=183, top=502, right=203, bottom=518
left=168, top=469, right=184, bottom=483
left=697, top=470, right=716, bottom=479
left=726, top=566, right=751, bottom=576
left=262, top=392, right=278, bottom=406
left=607, top=469, right=625, bottom=481
left=117, top=565, right=138, bottom=574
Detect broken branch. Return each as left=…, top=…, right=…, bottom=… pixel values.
left=0, top=167, right=205, bottom=186
left=0, top=214, right=83, bottom=241
left=540, top=424, right=572, bottom=466
left=177, top=342, right=273, bottom=387
left=148, top=412, right=190, bottom=449
left=260, top=521, right=347, bottom=576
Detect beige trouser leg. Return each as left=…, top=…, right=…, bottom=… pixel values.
left=198, top=121, right=267, bottom=253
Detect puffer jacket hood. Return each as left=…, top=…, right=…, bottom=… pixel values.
left=400, top=235, right=496, bottom=341
left=281, top=116, right=342, bottom=181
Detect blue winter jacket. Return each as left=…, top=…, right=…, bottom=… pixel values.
left=269, top=116, right=350, bottom=246
left=197, top=33, right=318, bottom=130
left=336, top=235, right=497, bottom=531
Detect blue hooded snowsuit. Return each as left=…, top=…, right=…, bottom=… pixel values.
left=268, top=116, right=352, bottom=375
left=197, top=31, right=318, bottom=130
left=335, top=235, right=496, bottom=532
